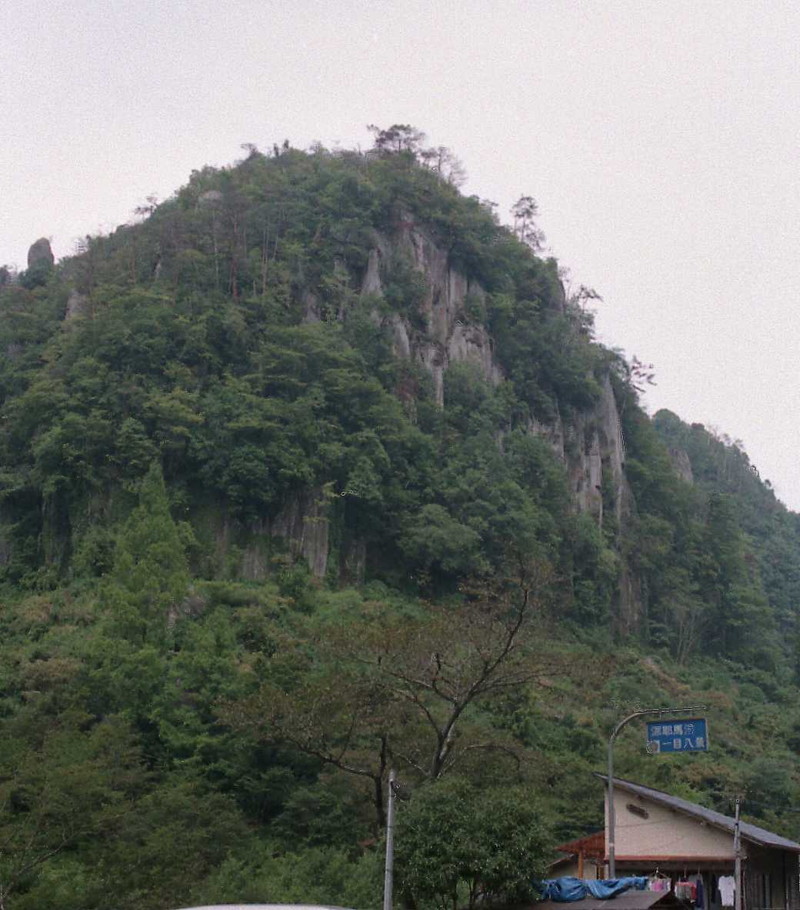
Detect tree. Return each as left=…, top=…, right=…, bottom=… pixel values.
left=697, top=492, right=775, bottom=664
left=629, top=356, right=656, bottom=393
left=511, top=195, right=546, bottom=252
left=399, top=503, right=484, bottom=578
left=355, top=561, right=550, bottom=781
left=0, top=718, right=144, bottom=910
left=93, top=780, right=248, bottom=910
left=224, top=561, right=551, bottom=827
left=109, top=462, right=190, bottom=643
left=568, top=283, right=603, bottom=312
left=419, top=145, right=467, bottom=186
left=225, top=651, right=395, bottom=829
left=367, top=123, right=427, bottom=156
left=395, top=776, right=551, bottom=910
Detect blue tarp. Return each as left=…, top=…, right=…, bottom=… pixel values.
left=539, top=877, right=649, bottom=902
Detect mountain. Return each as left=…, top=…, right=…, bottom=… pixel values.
left=1, top=130, right=800, bottom=910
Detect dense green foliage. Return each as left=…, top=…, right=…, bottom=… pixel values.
left=2, top=132, right=800, bottom=909
left=396, top=778, right=551, bottom=910
left=0, top=140, right=612, bottom=609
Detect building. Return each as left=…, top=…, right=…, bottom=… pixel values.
left=551, top=832, right=606, bottom=880
left=552, top=777, right=800, bottom=910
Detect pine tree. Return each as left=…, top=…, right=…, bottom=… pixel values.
left=110, top=462, right=189, bottom=644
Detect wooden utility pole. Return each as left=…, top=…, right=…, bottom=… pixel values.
left=734, top=797, right=742, bottom=910
left=383, top=769, right=397, bottom=910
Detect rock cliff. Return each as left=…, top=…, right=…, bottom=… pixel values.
left=274, top=216, right=639, bottom=625
left=368, top=217, right=631, bottom=527
left=42, top=210, right=640, bottom=624
left=360, top=219, right=502, bottom=405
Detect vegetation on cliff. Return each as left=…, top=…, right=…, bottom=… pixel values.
left=1, top=129, right=800, bottom=909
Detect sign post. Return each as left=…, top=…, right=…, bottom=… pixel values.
left=607, top=705, right=707, bottom=878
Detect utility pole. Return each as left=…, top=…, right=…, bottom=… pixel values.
left=607, top=705, right=706, bottom=878
left=734, top=797, right=742, bottom=910
left=383, top=769, right=397, bottom=910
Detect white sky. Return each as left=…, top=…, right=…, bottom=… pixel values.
left=3, top=0, right=800, bottom=508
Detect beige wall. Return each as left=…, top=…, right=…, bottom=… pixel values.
left=608, top=789, right=737, bottom=859
left=551, top=857, right=604, bottom=880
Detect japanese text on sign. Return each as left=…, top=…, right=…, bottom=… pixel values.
left=646, top=717, right=708, bottom=753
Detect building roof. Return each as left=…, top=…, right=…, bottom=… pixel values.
left=596, top=775, right=800, bottom=854
left=536, top=890, right=684, bottom=910
left=557, top=832, right=605, bottom=858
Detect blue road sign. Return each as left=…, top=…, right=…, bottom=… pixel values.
left=646, top=717, right=708, bottom=753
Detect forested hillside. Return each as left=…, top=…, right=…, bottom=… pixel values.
left=2, top=128, right=800, bottom=910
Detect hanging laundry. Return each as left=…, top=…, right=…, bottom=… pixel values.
left=695, top=877, right=705, bottom=909
left=718, top=876, right=735, bottom=907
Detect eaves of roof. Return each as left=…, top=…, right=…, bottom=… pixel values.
left=594, top=775, right=800, bottom=854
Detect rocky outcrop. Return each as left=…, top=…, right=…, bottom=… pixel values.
left=362, top=248, right=382, bottom=296
left=27, top=238, right=54, bottom=269
left=352, top=218, right=642, bottom=629
left=269, top=487, right=330, bottom=579
left=215, top=219, right=639, bottom=630
left=361, top=219, right=502, bottom=405
left=571, top=375, right=628, bottom=528
left=212, top=488, right=330, bottom=582
left=359, top=218, right=630, bottom=527
left=339, top=537, right=366, bottom=585
left=528, top=378, right=630, bottom=523
left=355, top=219, right=629, bottom=519
left=668, top=447, right=694, bottom=485
left=204, top=487, right=331, bottom=582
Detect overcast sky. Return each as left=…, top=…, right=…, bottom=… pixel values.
left=4, top=0, right=800, bottom=508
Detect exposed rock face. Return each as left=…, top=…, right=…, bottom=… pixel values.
left=27, top=238, right=54, bottom=269
left=525, top=374, right=637, bottom=629
left=362, top=248, right=382, bottom=296
left=269, top=486, right=330, bottom=579
left=361, top=219, right=503, bottom=405
left=208, top=488, right=331, bottom=582
left=532, top=387, right=638, bottom=631
left=339, top=537, right=367, bottom=585
left=205, top=217, right=642, bottom=632
left=350, top=217, right=641, bottom=630
left=668, top=447, right=694, bottom=485
left=302, top=290, right=321, bottom=323
left=359, top=218, right=629, bottom=530
left=571, top=375, right=628, bottom=529
left=228, top=489, right=330, bottom=581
